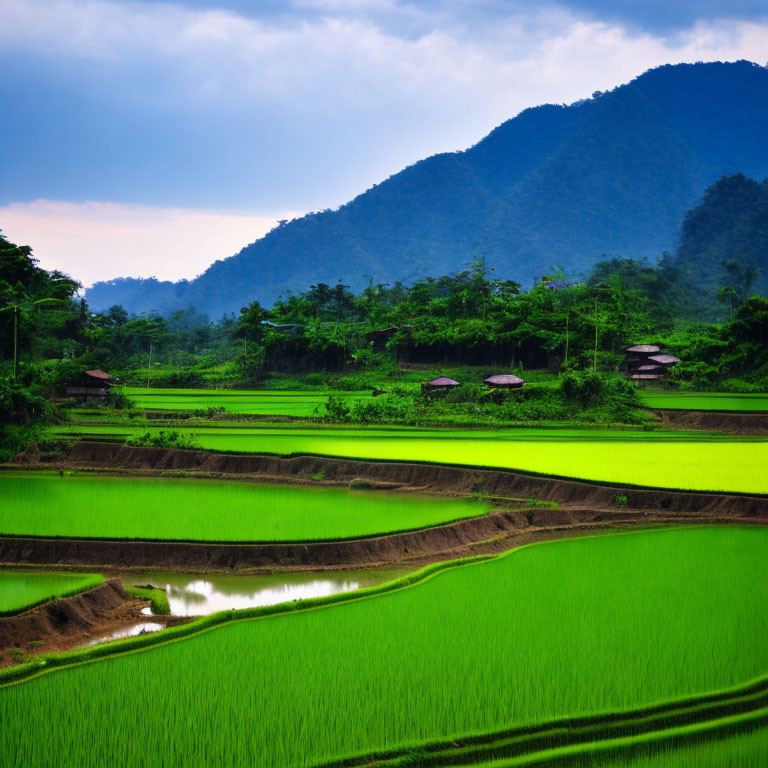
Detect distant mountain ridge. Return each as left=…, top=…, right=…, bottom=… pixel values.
left=86, top=60, right=768, bottom=318
left=675, top=173, right=768, bottom=307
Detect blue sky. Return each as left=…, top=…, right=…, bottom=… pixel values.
left=1, top=0, right=767, bottom=285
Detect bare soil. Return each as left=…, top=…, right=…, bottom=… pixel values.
left=651, top=409, right=768, bottom=435
left=0, top=579, right=188, bottom=664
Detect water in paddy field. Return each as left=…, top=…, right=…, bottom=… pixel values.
left=122, top=569, right=411, bottom=616
left=85, top=622, right=164, bottom=647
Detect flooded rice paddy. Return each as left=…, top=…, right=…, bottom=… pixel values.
left=53, top=422, right=768, bottom=493
left=121, top=568, right=410, bottom=616
left=0, top=472, right=489, bottom=542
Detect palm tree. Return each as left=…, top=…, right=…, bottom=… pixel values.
left=0, top=297, right=64, bottom=379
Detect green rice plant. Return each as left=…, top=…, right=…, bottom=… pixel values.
left=0, top=571, right=105, bottom=616
left=0, top=473, right=490, bottom=542
left=639, top=391, right=768, bottom=412
left=1, top=527, right=766, bottom=767
left=124, top=585, right=171, bottom=615
left=121, top=387, right=372, bottom=416
left=50, top=422, right=768, bottom=494
left=580, top=725, right=768, bottom=766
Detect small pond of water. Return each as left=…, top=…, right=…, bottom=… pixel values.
left=123, top=568, right=410, bottom=616
left=85, top=622, right=164, bottom=647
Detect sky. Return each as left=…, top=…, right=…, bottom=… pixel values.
left=1, top=0, right=767, bottom=286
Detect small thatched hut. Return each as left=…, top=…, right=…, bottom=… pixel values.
left=484, top=374, right=525, bottom=389
left=422, top=376, right=461, bottom=395
left=624, top=345, right=679, bottom=382
left=365, top=326, right=399, bottom=351
left=66, top=369, right=115, bottom=401
left=648, top=354, right=680, bottom=367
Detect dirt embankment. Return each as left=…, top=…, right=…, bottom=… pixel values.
left=2, top=579, right=132, bottom=659
left=0, top=508, right=652, bottom=573
left=0, top=579, right=187, bottom=663
left=1, top=440, right=765, bottom=573
left=65, top=441, right=768, bottom=518
left=651, top=409, right=768, bottom=435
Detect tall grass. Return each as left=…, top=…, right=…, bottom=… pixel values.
left=54, top=422, right=768, bottom=493
left=2, top=527, right=767, bottom=767
left=0, top=473, right=489, bottom=541
left=0, top=571, right=104, bottom=615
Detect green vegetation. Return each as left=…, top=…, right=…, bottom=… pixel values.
left=3, top=226, right=768, bottom=459
left=124, top=585, right=170, bottom=615
left=53, top=422, right=768, bottom=494
left=85, top=61, right=768, bottom=321
left=589, top=727, right=768, bottom=767
left=123, top=387, right=372, bottom=416
left=0, top=473, right=490, bottom=542
left=120, top=373, right=646, bottom=427
left=124, top=429, right=200, bottom=449
left=639, top=391, right=768, bottom=412
left=1, top=527, right=766, bottom=767
left=0, top=571, right=104, bottom=616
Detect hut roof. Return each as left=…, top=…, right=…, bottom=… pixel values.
left=426, top=377, right=461, bottom=387
left=365, top=326, right=399, bottom=341
left=648, top=354, right=680, bottom=365
left=626, top=344, right=660, bottom=353
left=629, top=373, right=664, bottom=380
left=636, top=364, right=662, bottom=371
left=484, top=374, right=525, bottom=386
left=84, top=369, right=112, bottom=381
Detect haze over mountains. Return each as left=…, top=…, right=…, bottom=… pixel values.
left=87, top=60, right=768, bottom=318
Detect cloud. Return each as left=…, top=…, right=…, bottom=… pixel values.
left=1, top=0, right=767, bottom=284
left=0, top=200, right=301, bottom=286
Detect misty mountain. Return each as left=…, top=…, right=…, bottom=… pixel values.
left=675, top=173, right=768, bottom=310
left=86, top=60, right=768, bottom=317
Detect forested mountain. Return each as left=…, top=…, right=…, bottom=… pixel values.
left=674, top=174, right=768, bottom=313
left=86, top=60, right=768, bottom=318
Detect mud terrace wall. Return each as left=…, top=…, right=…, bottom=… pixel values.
left=1, top=440, right=765, bottom=572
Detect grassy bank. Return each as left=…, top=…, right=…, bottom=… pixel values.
left=581, top=724, right=768, bottom=767
left=1, top=527, right=766, bottom=766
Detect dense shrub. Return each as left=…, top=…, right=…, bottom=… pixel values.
left=0, top=379, right=59, bottom=461
left=350, top=393, right=419, bottom=424
left=324, top=392, right=351, bottom=420
left=125, top=430, right=200, bottom=450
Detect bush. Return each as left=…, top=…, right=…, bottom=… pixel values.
left=324, top=392, right=351, bottom=420
left=0, top=379, right=60, bottom=461
left=559, top=371, right=639, bottom=410
left=560, top=371, right=609, bottom=407
left=125, top=430, right=200, bottom=450
left=350, top=393, right=418, bottom=424
left=107, top=389, right=134, bottom=410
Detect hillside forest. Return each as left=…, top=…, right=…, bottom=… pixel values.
left=85, top=61, right=768, bottom=317
left=1, top=175, right=767, bottom=457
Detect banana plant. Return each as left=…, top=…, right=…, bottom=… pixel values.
left=0, top=297, right=64, bottom=380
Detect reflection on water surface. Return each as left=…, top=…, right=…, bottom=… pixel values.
left=86, top=622, right=164, bottom=646
left=125, top=569, right=408, bottom=616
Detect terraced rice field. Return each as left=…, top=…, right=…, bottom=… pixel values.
left=54, top=423, right=768, bottom=494
left=0, top=571, right=104, bottom=616
left=121, top=387, right=371, bottom=416
left=574, top=725, right=768, bottom=767
left=2, top=527, right=766, bottom=767
left=639, top=391, right=768, bottom=412
left=0, top=472, right=489, bottom=541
